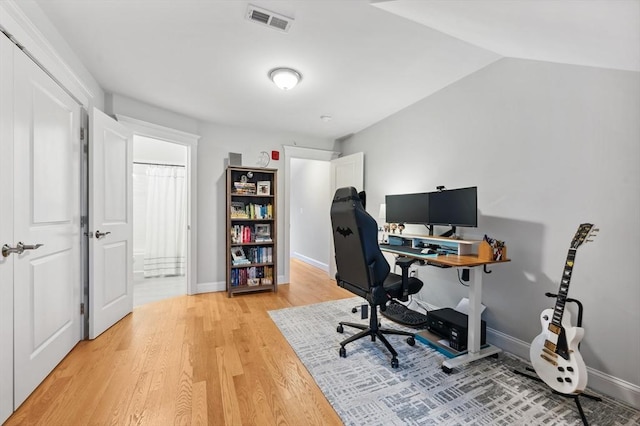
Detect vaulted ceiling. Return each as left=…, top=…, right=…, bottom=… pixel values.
left=33, top=0, right=639, bottom=140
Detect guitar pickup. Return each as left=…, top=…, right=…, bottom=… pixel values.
left=542, top=347, right=558, bottom=359
left=540, top=354, right=558, bottom=366
left=544, top=340, right=557, bottom=352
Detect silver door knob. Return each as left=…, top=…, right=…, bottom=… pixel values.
left=2, top=242, right=43, bottom=257
left=2, top=244, right=19, bottom=258
left=17, top=242, right=44, bottom=251
left=95, top=230, right=111, bottom=239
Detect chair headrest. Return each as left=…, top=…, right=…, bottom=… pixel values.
left=333, top=187, right=366, bottom=209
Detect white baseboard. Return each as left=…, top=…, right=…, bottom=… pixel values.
left=291, top=252, right=329, bottom=272
left=487, top=327, right=640, bottom=409
left=195, top=281, right=225, bottom=294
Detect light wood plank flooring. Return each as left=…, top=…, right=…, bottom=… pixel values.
left=6, top=259, right=353, bottom=426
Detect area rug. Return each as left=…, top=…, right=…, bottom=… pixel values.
left=269, top=298, right=640, bottom=426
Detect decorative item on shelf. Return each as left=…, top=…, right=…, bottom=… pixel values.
left=231, top=247, right=251, bottom=265
left=390, top=223, right=398, bottom=234
left=230, top=201, right=248, bottom=218
left=378, top=203, right=387, bottom=243
left=478, top=235, right=507, bottom=261
left=398, top=223, right=405, bottom=234
left=257, top=180, right=271, bottom=195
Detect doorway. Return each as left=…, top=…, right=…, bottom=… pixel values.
left=289, top=158, right=331, bottom=272
left=283, top=146, right=339, bottom=284
left=132, top=135, right=188, bottom=306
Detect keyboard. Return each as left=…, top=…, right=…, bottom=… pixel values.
left=379, top=244, right=423, bottom=255
left=381, top=301, right=429, bottom=327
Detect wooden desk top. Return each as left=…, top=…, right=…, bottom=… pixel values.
left=380, top=246, right=510, bottom=268
left=426, top=254, right=510, bottom=268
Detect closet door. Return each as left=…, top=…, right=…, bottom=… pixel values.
left=12, top=41, right=82, bottom=407
left=0, top=33, right=15, bottom=425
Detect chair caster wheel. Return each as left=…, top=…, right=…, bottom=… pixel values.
left=391, top=358, right=399, bottom=368
left=351, top=307, right=357, bottom=313
left=407, top=336, right=415, bottom=346
left=442, top=366, right=452, bottom=374
left=337, top=325, right=344, bottom=333
left=339, top=347, right=346, bottom=358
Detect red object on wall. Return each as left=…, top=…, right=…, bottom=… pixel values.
left=271, top=150, right=280, bottom=160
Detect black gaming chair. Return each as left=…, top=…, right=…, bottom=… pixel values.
left=330, top=187, right=423, bottom=368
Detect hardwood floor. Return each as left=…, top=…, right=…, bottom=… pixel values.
left=6, top=259, right=353, bottom=426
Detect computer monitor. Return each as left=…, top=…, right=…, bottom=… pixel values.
left=428, top=186, right=477, bottom=228
left=385, top=192, right=429, bottom=224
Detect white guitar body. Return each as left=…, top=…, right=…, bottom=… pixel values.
left=530, top=307, right=587, bottom=394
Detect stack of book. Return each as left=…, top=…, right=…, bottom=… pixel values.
left=233, top=182, right=256, bottom=195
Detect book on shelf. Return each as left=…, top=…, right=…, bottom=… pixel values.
left=230, top=201, right=248, bottom=218
left=233, top=182, right=256, bottom=195
left=229, top=265, right=273, bottom=287
left=230, top=202, right=273, bottom=220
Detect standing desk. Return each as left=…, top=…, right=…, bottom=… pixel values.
left=380, top=234, right=510, bottom=372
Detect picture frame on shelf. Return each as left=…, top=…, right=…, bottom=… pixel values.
left=257, top=180, right=271, bottom=195
left=231, top=247, right=250, bottom=265
left=255, top=223, right=271, bottom=241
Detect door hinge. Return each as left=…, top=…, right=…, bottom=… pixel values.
left=80, top=127, right=85, bottom=140
left=80, top=303, right=85, bottom=315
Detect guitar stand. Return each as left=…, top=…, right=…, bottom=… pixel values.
left=514, top=293, right=601, bottom=426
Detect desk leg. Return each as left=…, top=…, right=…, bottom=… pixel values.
left=468, top=267, right=481, bottom=355
left=442, top=267, right=502, bottom=371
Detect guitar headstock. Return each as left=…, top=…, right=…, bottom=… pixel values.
left=571, top=223, right=598, bottom=249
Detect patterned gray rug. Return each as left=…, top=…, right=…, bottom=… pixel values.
left=269, top=298, right=640, bottom=426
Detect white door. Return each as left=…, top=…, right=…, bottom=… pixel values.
left=89, top=108, right=134, bottom=339
left=329, top=152, right=364, bottom=279
left=0, top=32, right=15, bottom=424
left=11, top=42, right=82, bottom=407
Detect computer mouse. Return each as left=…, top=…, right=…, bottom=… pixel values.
left=421, top=248, right=437, bottom=254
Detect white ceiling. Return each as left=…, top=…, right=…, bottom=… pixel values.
left=33, top=0, right=639, bottom=140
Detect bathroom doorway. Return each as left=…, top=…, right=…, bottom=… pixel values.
left=132, top=135, right=188, bottom=306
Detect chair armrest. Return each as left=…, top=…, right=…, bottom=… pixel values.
left=394, top=256, right=419, bottom=301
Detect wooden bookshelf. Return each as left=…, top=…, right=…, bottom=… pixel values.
left=226, top=166, right=277, bottom=297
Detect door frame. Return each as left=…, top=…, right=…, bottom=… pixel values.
left=115, top=115, right=200, bottom=295
left=282, top=145, right=339, bottom=284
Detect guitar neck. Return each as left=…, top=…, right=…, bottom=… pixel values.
left=551, top=248, right=576, bottom=327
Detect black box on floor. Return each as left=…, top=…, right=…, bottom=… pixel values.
left=426, top=308, right=486, bottom=351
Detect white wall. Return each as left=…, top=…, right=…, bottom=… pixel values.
left=341, top=57, right=640, bottom=405
left=195, top=122, right=336, bottom=291
left=290, top=158, right=331, bottom=271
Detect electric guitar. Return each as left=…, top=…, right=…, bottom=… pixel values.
left=530, top=223, right=597, bottom=395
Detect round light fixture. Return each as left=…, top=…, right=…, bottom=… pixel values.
left=269, top=67, right=302, bottom=90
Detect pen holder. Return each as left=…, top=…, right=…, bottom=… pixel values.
left=478, top=241, right=507, bottom=261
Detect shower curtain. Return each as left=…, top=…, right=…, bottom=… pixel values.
left=143, top=165, right=187, bottom=278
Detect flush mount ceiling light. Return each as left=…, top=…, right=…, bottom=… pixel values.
left=269, top=67, right=302, bottom=90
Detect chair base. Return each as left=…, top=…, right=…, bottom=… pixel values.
left=337, top=308, right=416, bottom=368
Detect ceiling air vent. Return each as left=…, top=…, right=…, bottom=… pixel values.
left=246, top=5, right=294, bottom=33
